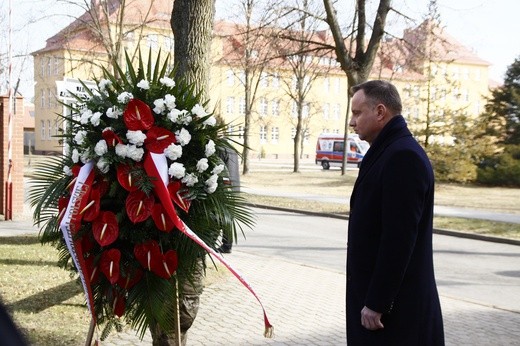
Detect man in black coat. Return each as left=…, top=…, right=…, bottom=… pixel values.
left=347, top=80, right=444, bottom=345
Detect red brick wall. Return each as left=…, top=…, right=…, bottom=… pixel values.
left=0, top=95, right=25, bottom=220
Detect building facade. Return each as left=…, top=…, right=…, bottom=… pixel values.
left=32, top=2, right=491, bottom=159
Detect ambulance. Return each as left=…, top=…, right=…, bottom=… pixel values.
left=315, top=133, right=369, bottom=169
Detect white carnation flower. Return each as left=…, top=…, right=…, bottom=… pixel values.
left=203, top=115, right=217, bottom=127
left=159, top=76, right=176, bottom=88
left=106, top=107, right=122, bottom=119
left=80, top=150, right=90, bottom=163
left=175, top=128, right=192, bottom=146
left=98, top=79, right=112, bottom=92
left=94, top=139, right=108, bottom=156
left=115, top=143, right=128, bottom=158
left=205, top=139, right=216, bottom=157
left=90, top=111, right=102, bottom=127
left=168, top=162, right=186, bottom=179
left=164, top=143, right=183, bottom=160
left=137, top=79, right=150, bottom=90
left=164, top=94, right=176, bottom=109
left=71, top=148, right=80, bottom=163
left=127, top=145, right=144, bottom=162
left=205, top=174, right=219, bottom=194
left=117, top=91, right=133, bottom=104
left=96, top=157, right=110, bottom=174
left=126, top=130, right=147, bottom=146
left=63, top=165, right=72, bottom=176
left=80, top=109, right=92, bottom=124
left=74, top=130, right=87, bottom=145
left=153, top=98, right=166, bottom=114
left=182, top=173, right=199, bottom=187
left=196, top=158, right=209, bottom=173
left=63, top=143, right=71, bottom=156
left=212, top=164, right=225, bottom=175
left=167, top=108, right=183, bottom=123
left=191, top=104, right=207, bottom=117
left=181, top=114, right=193, bottom=125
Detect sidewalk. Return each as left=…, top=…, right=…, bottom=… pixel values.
left=1, top=219, right=520, bottom=345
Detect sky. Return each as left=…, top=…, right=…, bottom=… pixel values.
left=2, top=0, right=519, bottom=100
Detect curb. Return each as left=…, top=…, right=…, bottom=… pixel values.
left=246, top=203, right=520, bottom=247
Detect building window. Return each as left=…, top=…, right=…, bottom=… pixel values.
left=54, top=56, right=60, bottom=75
left=40, top=120, right=45, bottom=139
left=271, top=127, right=279, bottom=143
left=226, top=97, right=234, bottom=114
left=291, top=127, right=296, bottom=139
left=54, top=120, right=59, bottom=136
left=47, top=120, right=52, bottom=140
left=40, top=57, right=46, bottom=76
left=226, top=69, right=234, bottom=86
left=271, top=100, right=280, bottom=117
left=322, top=103, right=330, bottom=119
left=302, top=102, right=309, bottom=118
left=147, top=34, right=158, bottom=50
left=164, top=36, right=174, bottom=52
left=291, top=101, right=297, bottom=118
left=259, top=98, right=268, bottom=117
left=40, top=89, right=45, bottom=108
left=239, top=97, right=246, bottom=115
left=259, top=126, right=267, bottom=143
left=260, top=72, right=268, bottom=88
left=333, top=103, right=341, bottom=119
left=272, top=73, right=280, bottom=88
left=47, top=58, right=52, bottom=76
left=238, top=71, right=246, bottom=85
left=238, top=126, right=244, bottom=140
left=48, top=88, right=53, bottom=108
left=335, top=78, right=341, bottom=93
left=323, top=78, right=330, bottom=92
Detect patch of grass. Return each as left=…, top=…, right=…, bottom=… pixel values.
left=0, top=236, right=89, bottom=345
left=0, top=236, right=232, bottom=345
left=433, top=217, right=520, bottom=239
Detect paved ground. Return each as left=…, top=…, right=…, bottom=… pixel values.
left=1, top=218, right=519, bottom=345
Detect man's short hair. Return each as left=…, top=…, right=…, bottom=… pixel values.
left=350, top=80, right=402, bottom=114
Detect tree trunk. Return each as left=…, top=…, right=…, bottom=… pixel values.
left=157, top=1, right=215, bottom=344
left=171, top=0, right=216, bottom=101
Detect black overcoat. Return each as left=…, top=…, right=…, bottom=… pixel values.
left=347, top=116, right=444, bottom=345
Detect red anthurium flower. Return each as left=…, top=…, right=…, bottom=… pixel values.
left=92, top=211, right=119, bottom=247
left=134, top=241, right=162, bottom=271
left=123, top=98, right=154, bottom=131
left=71, top=164, right=82, bottom=177
left=112, top=291, right=126, bottom=317
left=102, top=128, right=122, bottom=147
left=152, top=250, right=178, bottom=279
left=151, top=203, right=175, bottom=232
left=81, top=233, right=97, bottom=254
left=117, top=267, right=143, bottom=290
left=126, top=190, right=154, bottom=223
left=100, top=248, right=121, bottom=285
left=116, top=163, right=142, bottom=192
left=92, top=176, right=110, bottom=197
left=85, top=255, right=100, bottom=284
left=82, top=189, right=101, bottom=222
left=168, top=181, right=191, bottom=213
left=144, top=126, right=176, bottom=153
left=58, top=196, right=70, bottom=222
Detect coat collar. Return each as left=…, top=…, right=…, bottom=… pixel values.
left=351, top=116, right=412, bottom=204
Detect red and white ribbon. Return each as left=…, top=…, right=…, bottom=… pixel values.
left=59, top=161, right=97, bottom=323
left=144, top=152, right=273, bottom=337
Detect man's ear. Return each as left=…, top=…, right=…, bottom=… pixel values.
left=376, top=104, right=386, bottom=118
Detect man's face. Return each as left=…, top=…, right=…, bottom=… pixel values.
left=349, top=90, right=380, bottom=144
